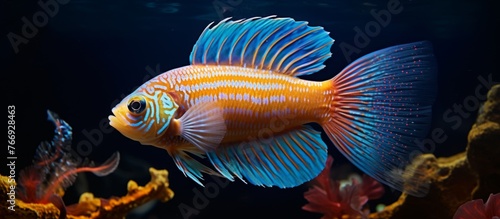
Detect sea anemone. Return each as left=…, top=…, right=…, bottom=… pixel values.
left=302, top=155, right=384, bottom=219
left=453, top=193, right=500, bottom=219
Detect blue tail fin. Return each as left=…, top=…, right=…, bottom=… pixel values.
left=322, top=41, right=437, bottom=197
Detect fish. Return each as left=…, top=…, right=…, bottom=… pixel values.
left=109, top=16, right=436, bottom=197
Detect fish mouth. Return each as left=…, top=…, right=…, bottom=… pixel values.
left=108, top=115, right=118, bottom=128
left=108, top=108, right=144, bottom=142
left=108, top=108, right=123, bottom=128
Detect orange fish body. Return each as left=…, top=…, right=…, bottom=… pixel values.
left=109, top=16, right=437, bottom=197
left=144, top=65, right=331, bottom=144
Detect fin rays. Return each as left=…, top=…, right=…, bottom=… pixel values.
left=322, top=41, right=437, bottom=197
left=206, top=126, right=327, bottom=188
left=189, top=16, right=334, bottom=77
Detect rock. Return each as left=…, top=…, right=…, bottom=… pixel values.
left=467, top=84, right=500, bottom=199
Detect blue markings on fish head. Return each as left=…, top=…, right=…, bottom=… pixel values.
left=109, top=90, right=179, bottom=146
left=156, top=91, right=179, bottom=135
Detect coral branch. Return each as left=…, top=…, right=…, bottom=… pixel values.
left=66, top=167, right=174, bottom=219
left=0, top=168, right=174, bottom=219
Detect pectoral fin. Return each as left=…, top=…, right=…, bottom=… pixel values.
left=179, top=102, right=227, bottom=152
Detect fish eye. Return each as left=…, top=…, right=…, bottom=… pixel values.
left=127, top=97, right=146, bottom=114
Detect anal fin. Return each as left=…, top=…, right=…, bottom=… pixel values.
left=164, top=137, right=221, bottom=186
left=207, top=126, right=327, bottom=188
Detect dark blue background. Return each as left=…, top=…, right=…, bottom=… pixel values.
left=2, top=0, right=499, bottom=218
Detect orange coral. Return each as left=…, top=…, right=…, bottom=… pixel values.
left=0, top=167, right=174, bottom=219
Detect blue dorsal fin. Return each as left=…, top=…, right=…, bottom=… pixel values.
left=189, top=16, right=334, bottom=77
left=206, top=126, right=328, bottom=188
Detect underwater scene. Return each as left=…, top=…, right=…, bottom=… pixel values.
left=1, top=0, right=499, bottom=218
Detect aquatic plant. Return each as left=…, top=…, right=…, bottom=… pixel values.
left=302, top=155, right=384, bottom=219
left=453, top=193, right=500, bottom=219
left=16, top=110, right=120, bottom=218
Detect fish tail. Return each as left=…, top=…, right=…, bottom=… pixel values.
left=321, top=41, right=437, bottom=197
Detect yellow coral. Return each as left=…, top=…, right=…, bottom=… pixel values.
left=0, top=168, right=174, bottom=219
left=0, top=175, right=61, bottom=219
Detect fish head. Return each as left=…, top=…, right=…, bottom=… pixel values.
left=109, top=89, right=179, bottom=145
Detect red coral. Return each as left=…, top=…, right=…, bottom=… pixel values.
left=453, top=193, right=500, bottom=219
left=302, top=155, right=385, bottom=219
